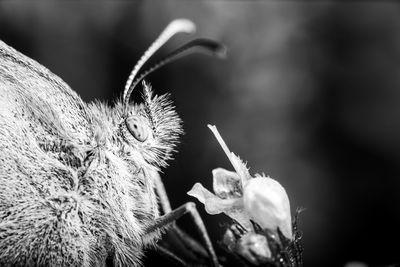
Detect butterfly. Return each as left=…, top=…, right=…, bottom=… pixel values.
left=0, top=19, right=226, bottom=266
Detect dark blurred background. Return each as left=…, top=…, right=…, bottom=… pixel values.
left=1, top=1, right=400, bottom=266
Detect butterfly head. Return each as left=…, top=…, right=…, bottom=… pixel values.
left=120, top=81, right=182, bottom=168
left=119, top=19, right=226, bottom=168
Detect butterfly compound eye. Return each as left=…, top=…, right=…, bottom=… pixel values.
left=125, top=116, right=149, bottom=142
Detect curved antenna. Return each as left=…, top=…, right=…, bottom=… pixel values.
left=123, top=19, right=196, bottom=103
left=123, top=38, right=227, bottom=106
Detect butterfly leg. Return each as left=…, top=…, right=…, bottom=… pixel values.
left=153, top=172, right=172, bottom=213
left=153, top=173, right=209, bottom=258
left=145, top=202, right=219, bottom=267
left=155, top=244, right=188, bottom=266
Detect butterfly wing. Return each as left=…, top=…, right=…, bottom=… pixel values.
left=0, top=40, right=107, bottom=266
left=0, top=40, right=92, bottom=142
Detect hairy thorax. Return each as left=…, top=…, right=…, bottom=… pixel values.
left=30, top=103, right=161, bottom=263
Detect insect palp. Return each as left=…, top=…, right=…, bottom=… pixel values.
left=123, top=19, right=196, bottom=106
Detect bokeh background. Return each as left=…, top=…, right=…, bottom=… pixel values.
left=1, top=1, right=400, bottom=266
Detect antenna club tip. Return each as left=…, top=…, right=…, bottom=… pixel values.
left=169, top=19, right=196, bottom=34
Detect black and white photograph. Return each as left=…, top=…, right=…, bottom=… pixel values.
left=1, top=1, right=400, bottom=267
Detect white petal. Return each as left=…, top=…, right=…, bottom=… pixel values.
left=187, top=183, right=216, bottom=204
left=204, top=197, right=241, bottom=215
left=212, top=168, right=242, bottom=199
left=243, top=177, right=292, bottom=239
left=188, top=183, right=252, bottom=230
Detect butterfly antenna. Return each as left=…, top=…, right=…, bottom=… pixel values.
left=123, top=19, right=196, bottom=106
left=124, top=38, right=227, bottom=106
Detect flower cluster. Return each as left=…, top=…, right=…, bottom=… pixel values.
left=188, top=125, right=301, bottom=266
left=188, top=125, right=292, bottom=238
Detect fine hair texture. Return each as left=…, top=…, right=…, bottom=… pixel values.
left=0, top=37, right=182, bottom=266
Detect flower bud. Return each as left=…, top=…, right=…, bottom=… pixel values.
left=222, top=228, right=238, bottom=252
left=243, top=177, right=292, bottom=239
left=236, top=233, right=270, bottom=264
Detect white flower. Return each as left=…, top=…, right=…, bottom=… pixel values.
left=187, top=168, right=252, bottom=230
left=187, top=125, right=292, bottom=239
left=243, top=176, right=292, bottom=239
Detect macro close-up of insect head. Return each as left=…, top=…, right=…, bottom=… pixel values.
left=1, top=1, right=400, bottom=267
